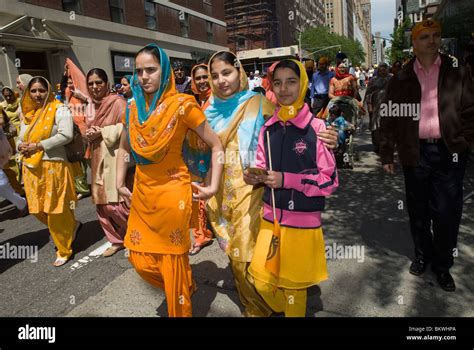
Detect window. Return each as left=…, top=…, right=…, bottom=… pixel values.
left=145, top=1, right=156, bottom=30
left=110, top=0, right=124, bottom=24
left=111, top=52, right=134, bottom=84
left=179, top=12, right=189, bottom=38
left=62, top=0, right=82, bottom=14
left=206, top=21, right=213, bottom=43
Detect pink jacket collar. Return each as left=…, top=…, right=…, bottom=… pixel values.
left=264, top=104, right=313, bottom=130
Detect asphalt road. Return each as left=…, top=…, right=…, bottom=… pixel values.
left=1, top=122, right=473, bottom=318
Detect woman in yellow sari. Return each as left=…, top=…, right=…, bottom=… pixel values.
left=18, top=77, right=81, bottom=267
left=116, top=44, right=223, bottom=317
left=205, top=51, right=276, bottom=317
left=1, top=86, right=23, bottom=195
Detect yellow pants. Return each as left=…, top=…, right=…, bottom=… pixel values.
left=35, top=208, right=75, bottom=260
left=128, top=251, right=195, bottom=317
left=253, top=279, right=307, bottom=317
left=229, top=259, right=273, bottom=317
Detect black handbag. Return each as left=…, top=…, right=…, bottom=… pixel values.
left=65, top=122, right=85, bottom=163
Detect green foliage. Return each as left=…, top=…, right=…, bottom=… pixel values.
left=388, top=18, right=411, bottom=64
left=301, top=26, right=366, bottom=66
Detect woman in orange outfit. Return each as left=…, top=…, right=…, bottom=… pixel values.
left=116, top=44, right=223, bottom=317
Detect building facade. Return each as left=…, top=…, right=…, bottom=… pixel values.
left=324, top=0, right=355, bottom=39
left=0, top=0, right=227, bottom=87
left=225, top=0, right=325, bottom=52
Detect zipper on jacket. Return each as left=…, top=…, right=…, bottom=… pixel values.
left=278, top=122, right=286, bottom=224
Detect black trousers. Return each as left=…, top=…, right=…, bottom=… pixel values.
left=403, top=141, right=467, bottom=272
left=311, top=94, right=330, bottom=115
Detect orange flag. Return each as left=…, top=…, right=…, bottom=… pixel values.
left=265, top=218, right=281, bottom=277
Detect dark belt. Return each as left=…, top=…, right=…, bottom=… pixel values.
left=314, top=94, right=328, bottom=98
left=420, top=138, right=441, bottom=144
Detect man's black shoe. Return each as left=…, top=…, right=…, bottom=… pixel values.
left=435, top=271, right=456, bottom=292
left=409, top=260, right=427, bottom=276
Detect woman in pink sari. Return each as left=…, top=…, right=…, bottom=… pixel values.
left=85, top=68, right=131, bottom=257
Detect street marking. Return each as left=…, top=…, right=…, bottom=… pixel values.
left=70, top=242, right=112, bottom=270
left=89, top=242, right=112, bottom=257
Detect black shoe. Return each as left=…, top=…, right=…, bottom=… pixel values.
left=435, top=271, right=456, bottom=292
left=409, top=259, right=427, bottom=276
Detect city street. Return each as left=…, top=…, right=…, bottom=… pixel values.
left=1, top=124, right=473, bottom=318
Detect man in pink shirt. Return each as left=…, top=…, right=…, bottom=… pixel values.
left=380, top=19, right=474, bottom=292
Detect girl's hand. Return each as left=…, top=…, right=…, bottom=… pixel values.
left=243, top=168, right=265, bottom=186
left=264, top=170, right=283, bottom=189
left=117, top=186, right=132, bottom=207
left=191, top=182, right=217, bottom=200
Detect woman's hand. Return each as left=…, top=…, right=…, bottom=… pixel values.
left=318, top=126, right=338, bottom=150
left=19, top=142, right=42, bottom=157
left=86, top=126, right=102, bottom=142
left=263, top=170, right=283, bottom=189
left=243, top=168, right=265, bottom=186
left=191, top=182, right=217, bottom=200
left=117, top=186, right=132, bottom=207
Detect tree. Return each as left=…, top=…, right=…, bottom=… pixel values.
left=389, top=18, right=411, bottom=64
left=301, top=26, right=366, bottom=66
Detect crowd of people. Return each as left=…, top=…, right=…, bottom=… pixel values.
left=0, top=18, right=472, bottom=316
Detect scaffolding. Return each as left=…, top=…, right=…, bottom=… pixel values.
left=225, top=0, right=280, bottom=51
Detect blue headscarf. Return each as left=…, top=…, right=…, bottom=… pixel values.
left=126, top=44, right=173, bottom=165
left=130, top=44, right=171, bottom=124
left=205, top=51, right=264, bottom=168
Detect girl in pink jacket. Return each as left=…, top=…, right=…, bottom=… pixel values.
left=244, top=59, right=338, bottom=317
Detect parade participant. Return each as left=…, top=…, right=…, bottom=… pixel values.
left=190, top=64, right=211, bottom=107
left=64, top=59, right=91, bottom=200
left=264, top=62, right=279, bottom=105
left=85, top=68, right=129, bottom=257
left=173, top=61, right=192, bottom=94
left=205, top=50, right=276, bottom=317
left=18, top=76, right=81, bottom=267
left=206, top=50, right=339, bottom=316
left=380, top=19, right=474, bottom=291
left=1, top=86, right=24, bottom=195
left=116, top=44, right=223, bottom=317
left=186, top=63, right=214, bottom=256
left=364, top=62, right=391, bottom=153
left=328, top=62, right=360, bottom=100
left=310, top=56, right=335, bottom=115
left=0, top=108, right=27, bottom=216
left=16, top=74, right=33, bottom=96
left=245, top=59, right=338, bottom=317
left=390, top=60, right=403, bottom=76
left=120, top=75, right=133, bottom=100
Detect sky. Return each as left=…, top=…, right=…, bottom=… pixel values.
left=370, top=0, right=397, bottom=42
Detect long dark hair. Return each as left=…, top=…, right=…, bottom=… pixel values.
left=86, top=68, right=109, bottom=84
left=210, top=51, right=240, bottom=72
left=28, top=77, right=49, bottom=90
left=135, top=46, right=161, bottom=64
left=273, top=59, right=301, bottom=78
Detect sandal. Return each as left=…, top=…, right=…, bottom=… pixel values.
left=103, top=244, right=125, bottom=257
left=53, top=257, right=68, bottom=267
left=189, top=240, right=213, bottom=256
